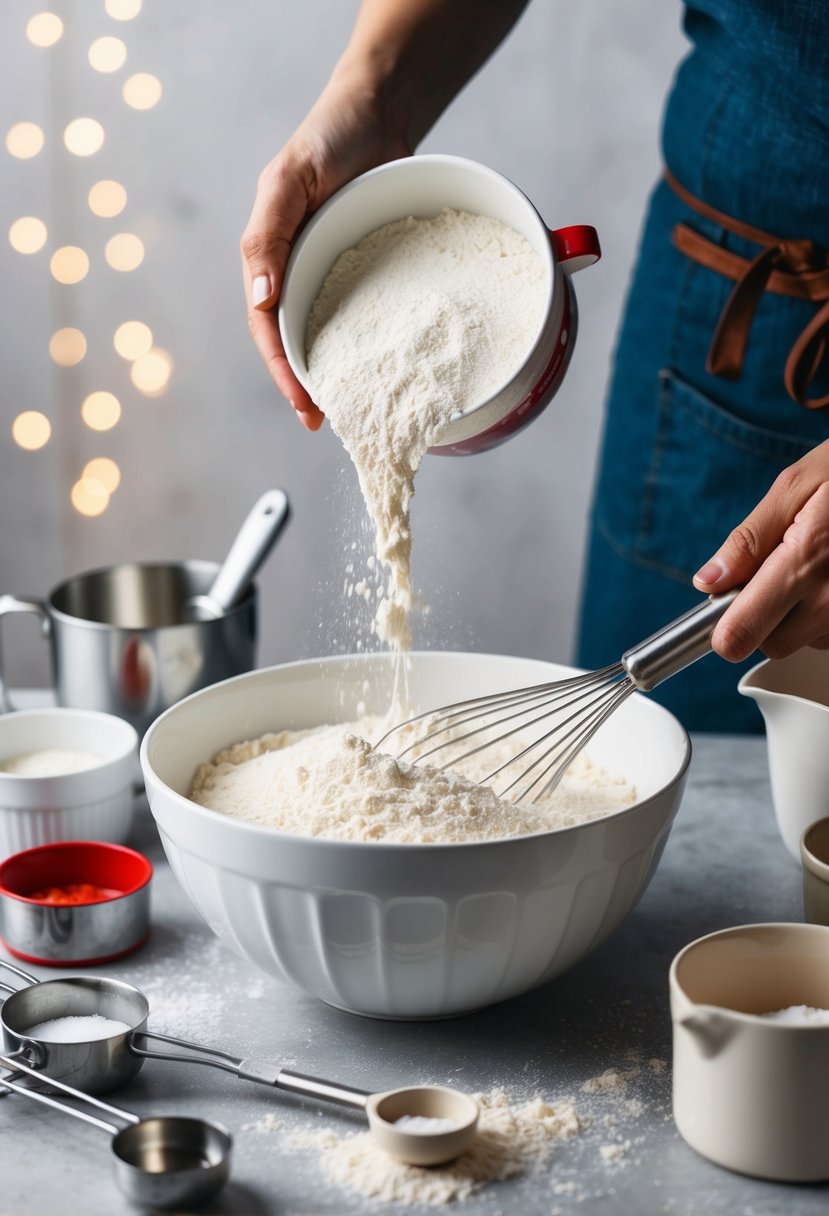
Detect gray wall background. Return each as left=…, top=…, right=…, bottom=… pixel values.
left=0, top=1, right=687, bottom=689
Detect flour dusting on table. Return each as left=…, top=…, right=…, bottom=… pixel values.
left=287, top=1088, right=580, bottom=1205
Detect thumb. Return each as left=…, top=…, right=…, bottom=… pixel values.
left=692, top=465, right=811, bottom=592
left=241, top=159, right=310, bottom=311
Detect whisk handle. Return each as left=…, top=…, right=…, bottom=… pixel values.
left=622, top=589, right=740, bottom=691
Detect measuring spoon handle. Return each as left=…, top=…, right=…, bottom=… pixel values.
left=130, top=1031, right=370, bottom=1110
left=0, top=1072, right=120, bottom=1136
left=243, top=1064, right=370, bottom=1110
left=0, top=959, right=39, bottom=988
left=0, top=1052, right=136, bottom=1131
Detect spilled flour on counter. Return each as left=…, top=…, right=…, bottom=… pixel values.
left=286, top=1088, right=580, bottom=1205
left=190, top=719, right=635, bottom=844
left=241, top=1045, right=674, bottom=1208
left=306, top=209, right=546, bottom=650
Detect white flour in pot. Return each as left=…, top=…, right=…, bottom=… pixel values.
left=305, top=209, right=546, bottom=651
left=190, top=720, right=635, bottom=844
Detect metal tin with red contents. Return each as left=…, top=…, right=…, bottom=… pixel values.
left=279, top=154, right=600, bottom=455
left=0, top=840, right=152, bottom=966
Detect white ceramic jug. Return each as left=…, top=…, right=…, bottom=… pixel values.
left=738, top=648, right=829, bottom=860
left=671, top=922, right=829, bottom=1181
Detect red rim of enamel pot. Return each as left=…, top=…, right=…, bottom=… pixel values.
left=0, top=840, right=153, bottom=906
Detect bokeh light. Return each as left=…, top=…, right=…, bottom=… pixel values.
left=71, top=477, right=109, bottom=517
left=49, top=328, right=87, bottom=367
left=114, top=320, right=152, bottom=360
left=88, top=179, right=127, bottom=218
left=9, top=216, right=47, bottom=254
left=131, top=348, right=172, bottom=396
left=81, top=391, right=121, bottom=431
left=105, top=0, right=142, bottom=19
left=50, top=246, right=89, bottom=284
left=12, top=411, right=51, bottom=451
left=5, top=122, right=44, bottom=159
left=122, top=73, right=162, bottom=110
left=64, top=118, right=105, bottom=157
left=26, top=13, right=63, bottom=47
left=83, top=457, right=121, bottom=494
left=88, top=36, right=127, bottom=73
left=105, top=232, right=144, bottom=272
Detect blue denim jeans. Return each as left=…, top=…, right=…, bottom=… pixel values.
left=577, top=44, right=829, bottom=732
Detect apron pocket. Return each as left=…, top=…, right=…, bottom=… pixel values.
left=632, top=369, right=815, bottom=582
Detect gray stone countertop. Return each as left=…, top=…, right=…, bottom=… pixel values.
left=3, top=734, right=825, bottom=1216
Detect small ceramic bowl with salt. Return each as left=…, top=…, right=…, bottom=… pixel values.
left=0, top=707, right=138, bottom=860
left=0, top=839, right=152, bottom=966
left=671, top=922, right=829, bottom=1182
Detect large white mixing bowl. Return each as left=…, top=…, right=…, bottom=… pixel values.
left=141, top=653, right=690, bottom=1019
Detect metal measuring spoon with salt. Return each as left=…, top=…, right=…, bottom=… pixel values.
left=0, top=961, right=479, bottom=1165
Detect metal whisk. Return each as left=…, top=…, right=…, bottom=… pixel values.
left=376, top=590, right=739, bottom=804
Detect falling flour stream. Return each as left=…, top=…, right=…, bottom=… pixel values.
left=306, top=208, right=546, bottom=652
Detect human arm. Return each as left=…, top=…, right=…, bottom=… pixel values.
left=693, top=439, right=829, bottom=659
left=241, top=0, right=530, bottom=429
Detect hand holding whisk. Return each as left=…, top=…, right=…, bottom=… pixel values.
left=375, top=590, right=740, bottom=804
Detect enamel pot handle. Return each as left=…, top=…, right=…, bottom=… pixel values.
left=0, top=595, right=50, bottom=714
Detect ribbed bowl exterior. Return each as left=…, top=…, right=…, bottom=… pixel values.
left=142, top=654, right=690, bottom=1019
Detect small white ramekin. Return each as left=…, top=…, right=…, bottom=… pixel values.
left=278, top=154, right=600, bottom=455
left=0, top=709, right=138, bottom=860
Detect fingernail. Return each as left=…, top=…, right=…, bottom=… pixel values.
left=694, top=559, right=724, bottom=585
left=252, top=274, right=271, bottom=307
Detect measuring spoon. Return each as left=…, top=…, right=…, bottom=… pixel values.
left=0, top=962, right=478, bottom=1165
left=0, top=1053, right=231, bottom=1209
left=132, top=1031, right=480, bottom=1166
left=0, top=959, right=148, bottom=1092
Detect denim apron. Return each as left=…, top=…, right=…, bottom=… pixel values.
left=576, top=0, right=829, bottom=732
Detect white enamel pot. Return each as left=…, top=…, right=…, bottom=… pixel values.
left=278, top=154, right=600, bottom=455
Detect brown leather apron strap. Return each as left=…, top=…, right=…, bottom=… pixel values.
left=665, top=169, right=829, bottom=410
left=786, top=299, right=829, bottom=410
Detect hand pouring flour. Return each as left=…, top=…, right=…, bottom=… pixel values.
left=191, top=203, right=630, bottom=840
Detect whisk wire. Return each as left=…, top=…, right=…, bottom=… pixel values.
left=494, top=672, right=628, bottom=800
left=510, top=679, right=635, bottom=804
left=376, top=665, right=623, bottom=761
left=375, top=592, right=739, bottom=806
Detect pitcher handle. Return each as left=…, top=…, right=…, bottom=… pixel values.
left=0, top=595, right=50, bottom=713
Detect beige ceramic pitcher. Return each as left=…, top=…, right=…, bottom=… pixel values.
left=738, top=648, right=829, bottom=860
left=671, top=922, right=829, bottom=1181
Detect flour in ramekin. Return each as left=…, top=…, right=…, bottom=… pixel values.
left=190, top=720, right=635, bottom=844
left=305, top=209, right=546, bottom=650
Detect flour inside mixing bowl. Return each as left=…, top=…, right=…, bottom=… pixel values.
left=189, top=720, right=635, bottom=844
left=305, top=209, right=546, bottom=651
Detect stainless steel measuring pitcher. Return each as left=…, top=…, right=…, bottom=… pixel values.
left=0, top=561, right=257, bottom=735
